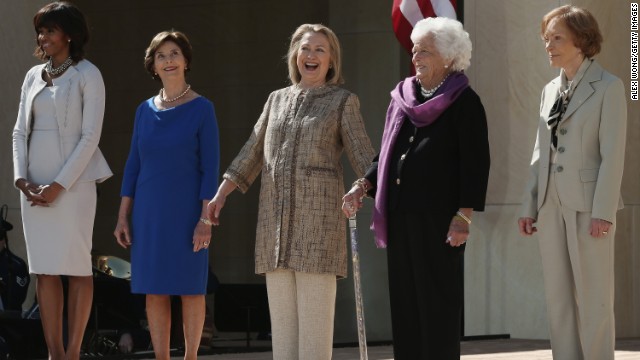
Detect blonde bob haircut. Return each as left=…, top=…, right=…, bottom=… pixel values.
left=286, top=24, right=344, bottom=85
left=411, top=17, right=472, bottom=72
left=541, top=5, right=602, bottom=58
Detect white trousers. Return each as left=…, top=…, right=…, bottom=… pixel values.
left=265, top=269, right=336, bottom=360
left=537, top=172, right=615, bottom=360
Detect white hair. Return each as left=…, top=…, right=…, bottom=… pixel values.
left=410, top=17, right=472, bottom=71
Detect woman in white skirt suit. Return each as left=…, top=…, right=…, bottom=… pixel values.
left=11, top=2, right=111, bottom=359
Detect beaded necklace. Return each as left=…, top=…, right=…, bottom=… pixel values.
left=45, top=57, right=73, bottom=76
left=419, top=73, right=450, bottom=98
left=160, top=84, right=191, bottom=103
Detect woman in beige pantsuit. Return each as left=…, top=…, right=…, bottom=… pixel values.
left=207, top=24, right=375, bottom=360
left=518, top=5, right=627, bottom=360
left=12, top=2, right=112, bottom=359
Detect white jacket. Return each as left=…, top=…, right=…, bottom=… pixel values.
left=12, top=59, right=112, bottom=189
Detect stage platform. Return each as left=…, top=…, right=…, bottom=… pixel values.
left=169, top=337, right=640, bottom=359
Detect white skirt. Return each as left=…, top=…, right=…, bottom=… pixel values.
left=21, top=128, right=96, bottom=276
left=21, top=181, right=96, bottom=276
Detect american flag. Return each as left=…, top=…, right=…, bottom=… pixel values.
left=392, top=0, right=458, bottom=54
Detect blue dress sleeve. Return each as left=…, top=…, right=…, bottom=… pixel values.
left=199, top=100, right=220, bottom=200
left=121, top=105, right=143, bottom=198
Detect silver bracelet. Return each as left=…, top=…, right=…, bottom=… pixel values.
left=200, top=217, right=213, bottom=226
left=455, top=211, right=472, bottom=225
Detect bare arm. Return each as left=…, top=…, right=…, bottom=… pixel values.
left=206, top=179, right=239, bottom=225
left=114, top=196, right=133, bottom=248
left=193, top=200, right=213, bottom=252
left=446, top=208, right=473, bottom=247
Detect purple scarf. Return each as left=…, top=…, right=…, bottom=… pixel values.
left=371, top=72, right=469, bottom=248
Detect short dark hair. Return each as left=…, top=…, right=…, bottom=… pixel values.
left=33, top=1, right=89, bottom=62
left=541, top=5, right=602, bottom=58
left=144, top=30, right=193, bottom=81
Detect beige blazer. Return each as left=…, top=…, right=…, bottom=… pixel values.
left=225, top=85, right=375, bottom=278
left=521, top=60, right=626, bottom=223
left=12, top=60, right=112, bottom=189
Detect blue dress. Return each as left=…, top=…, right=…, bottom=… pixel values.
left=121, top=96, right=219, bottom=295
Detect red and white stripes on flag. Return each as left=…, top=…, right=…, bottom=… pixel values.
left=392, top=0, right=458, bottom=54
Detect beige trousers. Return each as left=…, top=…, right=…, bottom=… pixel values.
left=537, top=172, right=615, bottom=360
left=265, top=269, right=336, bottom=360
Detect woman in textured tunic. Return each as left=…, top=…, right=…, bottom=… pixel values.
left=114, top=30, right=219, bottom=360
left=343, top=18, right=490, bottom=359
left=207, top=24, right=374, bottom=360
left=12, top=2, right=112, bottom=359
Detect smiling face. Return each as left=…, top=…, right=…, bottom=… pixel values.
left=296, top=31, right=332, bottom=89
left=152, top=40, right=188, bottom=83
left=411, top=35, right=450, bottom=88
left=37, top=26, right=70, bottom=62
left=543, top=18, right=584, bottom=76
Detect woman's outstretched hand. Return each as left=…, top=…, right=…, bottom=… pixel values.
left=207, top=193, right=225, bottom=226
left=342, top=185, right=364, bottom=218
left=207, top=179, right=238, bottom=226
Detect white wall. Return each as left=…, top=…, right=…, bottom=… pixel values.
left=464, top=0, right=640, bottom=338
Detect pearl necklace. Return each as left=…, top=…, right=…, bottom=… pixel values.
left=160, top=84, right=191, bottom=103
left=45, top=57, right=73, bottom=76
left=419, top=74, right=450, bottom=98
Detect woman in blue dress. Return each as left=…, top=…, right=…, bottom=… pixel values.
left=113, top=30, right=219, bottom=360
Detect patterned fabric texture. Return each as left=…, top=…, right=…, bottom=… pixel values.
left=546, top=87, right=569, bottom=148
left=225, top=85, right=375, bottom=278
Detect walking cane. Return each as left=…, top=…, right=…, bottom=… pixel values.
left=349, top=214, right=369, bottom=360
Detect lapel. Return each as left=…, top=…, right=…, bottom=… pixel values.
left=24, top=65, right=48, bottom=135
left=542, top=78, right=562, bottom=124
left=561, top=61, right=602, bottom=122
left=24, top=64, right=80, bottom=133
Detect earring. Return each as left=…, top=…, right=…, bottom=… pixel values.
left=68, top=39, right=71, bottom=43
left=444, top=64, right=449, bottom=69
left=329, top=64, right=333, bottom=69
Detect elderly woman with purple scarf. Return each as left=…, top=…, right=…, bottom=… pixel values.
left=342, top=17, right=490, bottom=359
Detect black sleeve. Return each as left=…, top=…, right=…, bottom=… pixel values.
left=363, top=153, right=379, bottom=198
left=456, top=89, right=491, bottom=211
